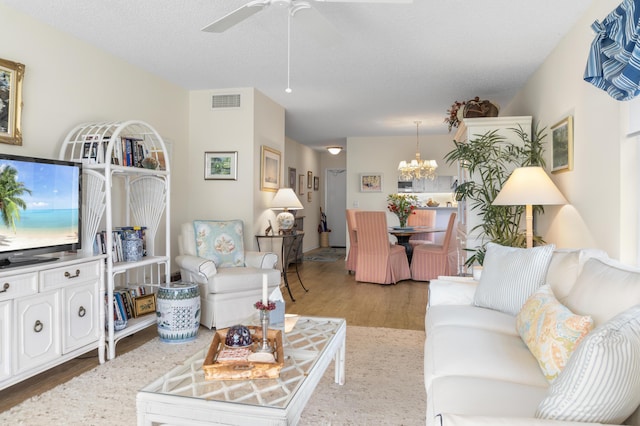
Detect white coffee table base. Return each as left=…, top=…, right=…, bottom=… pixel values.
left=137, top=317, right=346, bottom=426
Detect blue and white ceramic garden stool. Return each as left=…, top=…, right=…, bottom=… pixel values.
left=156, top=282, right=201, bottom=343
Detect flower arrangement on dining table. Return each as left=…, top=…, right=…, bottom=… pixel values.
left=387, top=194, right=419, bottom=228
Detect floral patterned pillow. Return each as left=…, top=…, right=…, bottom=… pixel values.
left=516, top=284, right=594, bottom=382
left=193, top=220, right=245, bottom=267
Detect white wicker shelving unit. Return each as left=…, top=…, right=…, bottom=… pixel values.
left=59, top=120, right=170, bottom=360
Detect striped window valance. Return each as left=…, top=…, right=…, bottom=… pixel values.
left=584, top=0, right=640, bottom=101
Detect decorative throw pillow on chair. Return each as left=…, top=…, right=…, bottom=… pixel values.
left=193, top=220, right=246, bottom=267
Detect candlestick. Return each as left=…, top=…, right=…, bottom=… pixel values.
left=262, top=273, right=268, bottom=305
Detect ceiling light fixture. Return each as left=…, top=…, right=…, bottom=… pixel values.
left=327, top=147, right=342, bottom=155
left=398, top=121, right=438, bottom=182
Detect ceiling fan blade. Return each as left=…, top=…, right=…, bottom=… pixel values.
left=314, top=0, right=412, bottom=3
left=201, top=1, right=270, bottom=33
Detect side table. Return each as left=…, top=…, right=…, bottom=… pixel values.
left=256, top=232, right=308, bottom=301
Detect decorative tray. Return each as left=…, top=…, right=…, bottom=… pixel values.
left=203, top=326, right=284, bottom=381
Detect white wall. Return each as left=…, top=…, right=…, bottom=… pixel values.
left=502, top=0, right=631, bottom=262
left=0, top=3, right=190, bottom=271
left=189, top=88, right=285, bottom=251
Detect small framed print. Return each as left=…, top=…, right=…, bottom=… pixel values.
left=307, top=191, right=312, bottom=202
left=261, top=146, right=281, bottom=192
left=298, top=174, right=305, bottom=195
left=314, top=176, right=319, bottom=191
left=307, top=171, right=313, bottom=188
left=0, top=58, right=25, bottom=145
left=551, top=116, right=573, bottom=173
left=133, top=294, right=156, bottom=317
left=360, top=173, right=383, bottom=192
left=288, top=167, right=297, bottom=191
left=204, top=151, right=237, bottom=180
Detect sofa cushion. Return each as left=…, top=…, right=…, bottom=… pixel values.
left=536, top=305, right=640, bottom=424
left=426, top=376, right=548, bottom=425
left=546, top=249, right=607, bottom=300
left=426, top=305, right=517, bottom=336
left=474, top=243, right=554, bottom=316
left=193, top=220, right=245, bottom=267
left=424, top=324, right=548, bottom=390
left=516, top=285, right=594, bottom=382
left=564, top=257, right=640, bottom=327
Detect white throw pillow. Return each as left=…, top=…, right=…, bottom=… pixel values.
left=473, top=243, right=555, bottom=316
left=536, top=304, right=640, bottom=423
left=564, top=257, right=640, bottom=327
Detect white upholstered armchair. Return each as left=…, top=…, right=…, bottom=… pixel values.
left=175, top=220, right=281, bottom=329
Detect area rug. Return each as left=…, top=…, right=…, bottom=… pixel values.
left=0, top=325, right=425, bottom=425
left=304, top=247, right=346, bottom=262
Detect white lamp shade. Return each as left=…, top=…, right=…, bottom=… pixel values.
left=493, top=167, right=567, bottom=206
left=270, top=188, right=303, bottom=210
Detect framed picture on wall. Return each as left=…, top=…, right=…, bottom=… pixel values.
left=551, top=115, right=573, bottom=173
left=0, top=58, right=25, bottom=146
left=204, top=151, right=238, bottom=180
left=288, top=167, right=297, bottom=191
left=260, top=145, right=281, bottom=192
left=360, top=173, right=383, bottom=192
left=307, top=171, right=313, bottom=188
left=298, top=174, right=304, bottom=195
left=314, top=176, right=319, bottom=191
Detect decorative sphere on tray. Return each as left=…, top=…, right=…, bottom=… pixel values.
left=225, top=325, right=253, bottom=347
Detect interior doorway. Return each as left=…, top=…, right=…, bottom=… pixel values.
left=325, top=168, right=347, bottom=247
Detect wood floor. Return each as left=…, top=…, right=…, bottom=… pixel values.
left=0, top=248, right=429, bottom=413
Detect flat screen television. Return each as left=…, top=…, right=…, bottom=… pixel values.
left=0, top=154, right=82, bottom=268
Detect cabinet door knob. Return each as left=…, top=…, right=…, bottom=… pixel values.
left=78, top=306, right=86, bottom=318
left=33, top=320, right=44, bottom=333
left=0, top=283, right=9, bottom=293
left=64, top=269, right=81, bottom=279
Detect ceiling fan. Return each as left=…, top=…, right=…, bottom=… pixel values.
left=201, top=0, right=412, bottom=33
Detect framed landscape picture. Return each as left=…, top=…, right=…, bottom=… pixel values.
left=0, top=58, right=25, bottom=145
left=551, top=116, right=573, bottom=173
left=360, top=173, right=383, bottom=192
left=260, top=145, right=281, bottom=192
left=204, top=151, right=237, bottom=180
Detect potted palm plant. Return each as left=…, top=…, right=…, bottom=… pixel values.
left=444, top=124, right=547, bottom=266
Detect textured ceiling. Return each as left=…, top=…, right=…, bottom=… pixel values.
left=1, top=0, right=596, bottom=149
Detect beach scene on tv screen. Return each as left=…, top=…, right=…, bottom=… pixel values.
left=0, top=159, right=79, bottom=252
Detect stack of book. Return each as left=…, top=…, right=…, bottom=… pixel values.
left=94, top=226, right=147, bottom=260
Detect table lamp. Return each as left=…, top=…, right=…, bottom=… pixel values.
left=492, top=166, right=567, bottom=248
left=271, top=188, right=303, bottom=234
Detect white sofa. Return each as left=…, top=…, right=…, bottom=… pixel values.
left=425, top=244, right=640, bottom=426
left=175, top=221, right=281, bottom=330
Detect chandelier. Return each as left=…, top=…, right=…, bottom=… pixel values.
left=398, top=121, right=438, bottom=181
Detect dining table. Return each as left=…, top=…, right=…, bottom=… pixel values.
left=388, top=226, right=446, bottom=262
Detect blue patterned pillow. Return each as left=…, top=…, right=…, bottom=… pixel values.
left=193, top=220, right=245, bottom=267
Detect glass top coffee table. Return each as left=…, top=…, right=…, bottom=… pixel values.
left=136, top=316, right=346, bottom=425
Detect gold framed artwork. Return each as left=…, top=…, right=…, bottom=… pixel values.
left=314, top=176, right=319, bottom=191
left=307, top=171, right=313, bottom=188
left=133, top=294, right=156, bottom=317
left=298, top=174, right=304, bottom=195
left=260, top=145, right=281, bottom=192
left=0, top=58, right=25, bottom=145
left=307, top=191, right=312, bottom=202
left=360, top=173, right=383, bottom=192
left=551, top=115, right=573, bottom=173
left=204, top=151, right=237, bottom=180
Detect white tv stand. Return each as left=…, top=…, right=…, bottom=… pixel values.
left=0, top=252, right=105, bottom=391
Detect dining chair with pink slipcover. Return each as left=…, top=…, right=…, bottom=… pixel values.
left=345, top=208, right=359, bottom=273
left=410, top=212, right=457, bottom=281
left=407, top=209, right=437, bottom=246
left=354, top=211, right=411, bottom=285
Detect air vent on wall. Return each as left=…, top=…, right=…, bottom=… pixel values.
left=211, top=94, right=241, bottom=109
